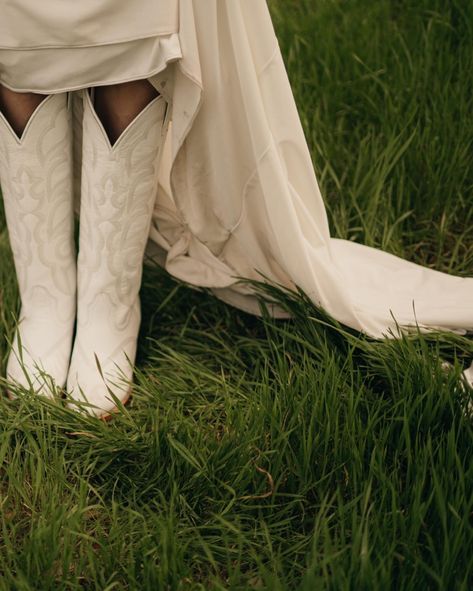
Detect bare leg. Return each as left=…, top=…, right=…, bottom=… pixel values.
left=0, top=85, right=48, bottom=138
left=92, top=79, right=160, bottom=146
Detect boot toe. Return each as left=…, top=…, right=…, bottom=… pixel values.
left=5, top=371, right=59, bottom=400
left=462, top=363, right=473, bottom=390
left=66, top=341, right=133, bottom=418
left=66, top=373, right=132, bottom=418
left=5, top=321, right=75, bottom=399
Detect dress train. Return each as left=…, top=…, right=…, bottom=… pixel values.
left=67, top=0, right=472, bottom=377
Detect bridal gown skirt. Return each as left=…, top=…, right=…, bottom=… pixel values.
left=0, top=0, right=181, bottom=91
left=0, top=0, right=472, bottom=347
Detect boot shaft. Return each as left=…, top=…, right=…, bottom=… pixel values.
left=77, top=88, right=167, bottom=321
left=0, top=92, right=76, bottom=311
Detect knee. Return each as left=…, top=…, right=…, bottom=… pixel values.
left=0, top=85, right=47, bottom=112
left=91, top=79, right=160, bottom=145
left=0, top=85, right=48, bottom=136
left=93, top=79, right=159, bottom=114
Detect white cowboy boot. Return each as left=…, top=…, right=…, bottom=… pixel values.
left=0, top=92, right=76, bottom=399
left=463, top=362, right=473, bottom=389
left=65, top=88, right=167, bottom=419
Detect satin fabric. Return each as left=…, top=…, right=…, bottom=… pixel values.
left=1, top=0, right=472, bottom=342
left=133, top=0, right=471, bottom=340
left=0, top=35, right=182, bottom=93
left=0, top=0, right=178, bottom=47
left=0, top=0, right=180, bottom=93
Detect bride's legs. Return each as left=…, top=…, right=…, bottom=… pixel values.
left=0, top=85, right=48, bottom=137
left=92, top=79, right=160, bottom=144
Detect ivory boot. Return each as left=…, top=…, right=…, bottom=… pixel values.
left=0, top=92, right=76, bottom=399
left=65, top=88, right=167, bottom=419
left=463, top=362, right=473, bottom=390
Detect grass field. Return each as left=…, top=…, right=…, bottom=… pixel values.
left=1, top=0, right=472, bottom=589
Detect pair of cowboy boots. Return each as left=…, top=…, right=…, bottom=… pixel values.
left=0, top=87, right=167, bottom=419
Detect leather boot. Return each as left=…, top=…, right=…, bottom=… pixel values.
left=463, top=362, right=473, bottom=390
left=0, top=92, right=76, bottom=399
left=65, top=87, right=167, bottom=419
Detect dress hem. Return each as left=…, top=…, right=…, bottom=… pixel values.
left=0, top=54, right=181, bottom=94
left=0, top=31, right=183, bottom=94
left=0, top=28, right=180, bottom=51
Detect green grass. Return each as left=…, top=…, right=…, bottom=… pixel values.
left=0, top=0, right=472, bottom=588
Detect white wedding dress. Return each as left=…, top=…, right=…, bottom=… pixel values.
left=1, top=0, right=472, bottom=381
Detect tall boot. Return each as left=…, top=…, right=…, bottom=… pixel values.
left=0, top=92, right=76, bottom=399
left=463, top=363, right=473, bottom=390
left=65, top=87, right=168, bottom=419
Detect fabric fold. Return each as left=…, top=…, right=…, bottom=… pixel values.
left=0, top=33, right=182, bottom=94
left=24, top=0, right=473, bottom=341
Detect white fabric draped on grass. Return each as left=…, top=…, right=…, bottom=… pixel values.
left=69, top=0, right=473, bottom=343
